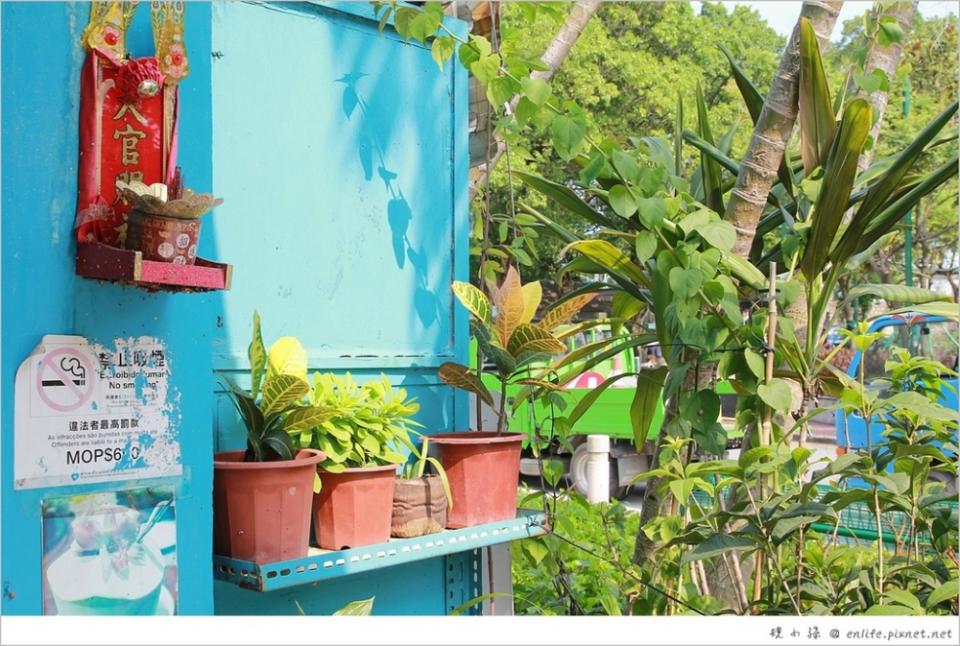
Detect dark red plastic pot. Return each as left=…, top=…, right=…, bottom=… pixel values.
left=429, top=432, right=523, bottom=528
left=126, top=209, right=201, bottom=265
left=313, top=464, right=397, bottom=550
left=213, top=449, right=325, bottom=564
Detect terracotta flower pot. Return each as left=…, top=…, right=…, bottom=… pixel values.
left=313, top=464, right=397, bottom=550
left=391, top=476, right=448, bottom=538
left=429, top=432, right=523, bottom=528
left=213, top=449, right=325, bottom=564
left=126, top=209, right=201, bottom=265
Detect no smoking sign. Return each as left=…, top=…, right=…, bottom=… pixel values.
left=36, top=347, right=96, bottom=413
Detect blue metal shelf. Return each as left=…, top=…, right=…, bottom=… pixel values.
left=213, top=509, right=547, bottom=592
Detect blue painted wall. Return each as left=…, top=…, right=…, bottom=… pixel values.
left=2, top=1, right=467, bottom=616
left=208, top=1, right=470, bottom=616
left=1, top=1, right=215, bottom=615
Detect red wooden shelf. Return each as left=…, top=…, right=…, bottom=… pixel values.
left=76, top=242, right=232, bottom=292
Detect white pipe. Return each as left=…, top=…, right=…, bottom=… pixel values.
left=586, top=434, right=610, bottom=504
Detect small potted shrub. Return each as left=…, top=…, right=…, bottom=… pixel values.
left=434, top=267, right=593, bottom=527
left=305, top=374, right=420, bottom=550
left=392, top=437, right=453, bottom=538
left=213, top=312, right=332, bottom=564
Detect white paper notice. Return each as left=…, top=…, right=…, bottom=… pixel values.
left=14, top=334, right=182, bottom=489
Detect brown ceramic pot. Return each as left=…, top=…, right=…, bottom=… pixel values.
left=126, top=209, right=201, bottom=265
left=213, top=449, right=325, bottom=564
left=391, top=476, right=448, bottom=538
left=313, top=464, right=397, bottom=550
left=428, top=432, right=523, bottom=528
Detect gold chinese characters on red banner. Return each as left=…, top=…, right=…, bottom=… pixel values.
left=75, top=1, right=188, bottom=246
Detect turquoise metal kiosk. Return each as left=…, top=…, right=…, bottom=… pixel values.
left=2, top=2, right=540, bottom=616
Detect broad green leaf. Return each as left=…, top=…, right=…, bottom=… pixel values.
left=926, top=579, right=959, bottom=608
left=248, top=311, right=267, bottom=400
left=757, top=378, right=793, bottom=412
left=431, top=35, right=456, bottom=70
left=680, top=534, right=755, bottom=564
left=635, top=230, right=658, bottom=263
left=668, top=267, right=703, bottom=300
left=608, top=185, right=637, bottom=218
left=744, top=348, right=765, bottom=379
left=612, top=150, right=642, bottom=185
left=798, top=17, right=835, bottom=175
left=877, top=19, right=903, bottom=46
left=494, top=266, right=525, bottom=346
left=854, top=68, right=889, bottom=94
left=631, top=367, right=667, bottom=449
left=538, top=293, right=597, bottom=331
left=458, top=40, right=480, bottom=67
left=542, top=459, right=564, bottom=488
left=800, top=98, right=872, bottom=279
left=636, top=196, right=668, bottom=228
left=470, top=53, right=500, bottom=84
left=884, top=391, right=959, bottom=422
left=698, top=219, right=736, bottom=251
left=882, top=589, right=922, bottom=613
left=267, top=337, right=308, bottom=382
left=452, top=281, right=493, bottom=324
left=551, top=108, right=587, bottom=161
left=438, top=362, right=494, bottom=408
left=261, top=374, right=310, bottom=419
left=333, top=597, right=375, bottom=616
left=846, top=283, right=952, bottom=305
left=506, top=324, right=565, bottom=356
left=521, top=77, right=550, bottom=107
left=485, top=76, right=514, bottom=108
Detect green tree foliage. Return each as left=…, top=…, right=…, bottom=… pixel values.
left=484, top=2, right=784, bottom=280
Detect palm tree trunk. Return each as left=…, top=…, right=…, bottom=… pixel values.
left=726, top=1, right=844, bottom=259
left=855, top=1, right=920, bottom=173
left=470, top=0, right=602, bottom=189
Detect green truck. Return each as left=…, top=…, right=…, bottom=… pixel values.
left=474, top=324, right=738, bottom=498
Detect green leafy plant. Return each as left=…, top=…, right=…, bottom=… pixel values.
left=400, top=436, right=453, bottom=509
left=438, top=266, right=594, bottom=433
left=300, top=373, right=421, bottom=473
left=223, top=312, right=333, bottom=462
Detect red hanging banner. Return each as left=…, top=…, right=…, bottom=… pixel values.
left=75, top=1, right=189, bottom=246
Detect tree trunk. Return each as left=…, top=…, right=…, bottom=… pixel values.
left=726, top=1, right=844, bottom=259
left=855, top=1, right=920, bottom=173
left=470, top=0, right=602, bottom=190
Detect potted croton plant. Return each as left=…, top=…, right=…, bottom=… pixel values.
left=213, top=312, right=331, bottom=564
left=304, top=373, right=420, bottom=550
left=435, top=267, right=593, bottom=527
